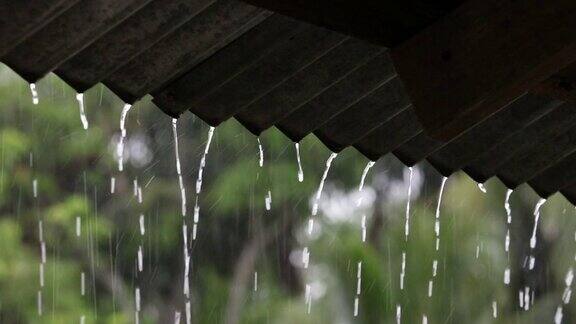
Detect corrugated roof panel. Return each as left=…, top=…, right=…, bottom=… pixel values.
left=56, top=0, right=216, bottom=92
left=2, top=0, right=150, bottom=82
left=313, top=77, right=410, bottom=151
left=103, top=0, right=270, bottom=103
left=427, top=94, right=559, bottom=175
left=187, top=25, right=346, bottom=125
left=275, top=52, right=396, bottom=142
left=0, top=0, right=80, bottom=57
left=234, top=37, right=383, bottom=134
left=153, top=14, right=305, bottom=118
left=463, top=100, right=572, bottom=183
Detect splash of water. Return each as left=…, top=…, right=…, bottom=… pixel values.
left=117, top=104, right=132, bottom=171
left=75, top=93, right=89, bottom=130
left=30, top=83, right=39, bottom=105
left=295, top=143, right=304, bottom=182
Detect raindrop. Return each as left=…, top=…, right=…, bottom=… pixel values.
left=265, top=190, right=272, bottom=211
left=138, top=246, right=143, bottom=272
left=186, top=301, right=191, bottom=324
left=139, top=214, right=145, bottom=235
left=110, top=177, right=116, bottom=194
left=492, top=301, right=497, bottom=318
left=254, top=272, right=258, bottom=292
left=555, top=306, right=563, bottom=324
left=37, top=290, right=42, bottom=316
left=76, top=216, right=81, bottom=237
left=75, top=93, right=89, bottom=130
left=30, top=83, right=39, bottom=105
left=32, top=179, right=38, bottom=198
left=81, top=272, right=85, bottom=296
left=528, top=198, right=547, bottom=270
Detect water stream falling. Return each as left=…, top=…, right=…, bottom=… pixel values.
left=428, top=176, right=447, bottom=297
left=295, top=143, right=304, bottom=182
left=192, top=126, right=215, bottom=240
left=117, top=104, right=132, bottom=171
left=30, top=83, right=39, bottom=105
left=358, top=161, right=375, bottom=243
left=257, top=138, right=264, bottom=167
left=528, top=198, right=547, bottom=270
left=171, top=119, right=190, bottom=322
left=308, top=152, right=338, bottom=234
left=504, top=189, right=513, bottom=285
left=172, top=119, right=187, bottom=217
left=303, top=152, right=338, bottom=313
left=353, top=261, right=362, bottom=317
left=75, top=93, right=89, bottom=130
left=404, top=167, right=414, bottom=240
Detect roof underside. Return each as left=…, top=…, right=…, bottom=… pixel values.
left=2, top=0, right=576, bottom=203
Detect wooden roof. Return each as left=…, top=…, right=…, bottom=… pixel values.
left=3, top=0, right=576, bottom=202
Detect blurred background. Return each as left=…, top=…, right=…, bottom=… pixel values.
left=0, top=64, right=575, bottom=324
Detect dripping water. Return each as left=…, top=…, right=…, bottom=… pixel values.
left=477, top=182, right=487, bottom=193
left=504, top=189, right=513, bottom=285
left=30, top=83, right=39, bottom=105
left=309, top=152, right=338, bottom=234
left=192, top=127, right=215, bottom=240
left=528, top=198, right=547, bottom=270
left=404, top=167, right=414, bottom=240
left=257, top=138, right=264, bottom=168
left=358, top=161, right=375, bottom=243
left=117, top=104, right=132, bottom=171
left=75, top=93, right=89, bottom=130
left=429, top=177, right=447, bottom=298
left=295, top=143, right=304, bottom=182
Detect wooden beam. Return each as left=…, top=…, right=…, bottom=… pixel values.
left=392, top=0, right=576, bottom=141
left=240, top=0, right=463, bottom=47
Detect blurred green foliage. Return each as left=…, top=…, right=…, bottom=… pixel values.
left=0, top=65, right=575, bottom=324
